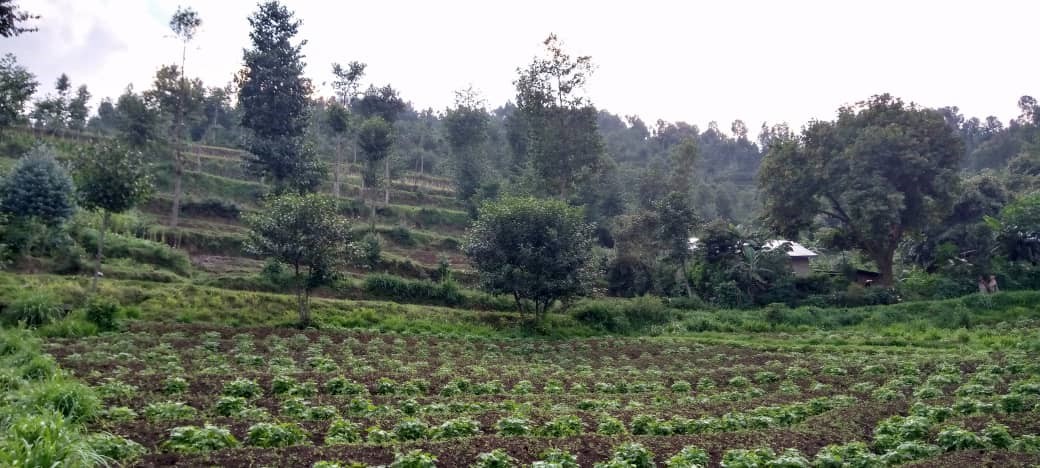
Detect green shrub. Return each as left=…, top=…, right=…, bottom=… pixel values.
left=214, top=396, right=248, bottom=416
left=363, top=274, right=463, bottom=307
left=83, top=297, right=120, bottom=331
left=144, top=401, right=197, bottom=421
left=432, top=417, right=480, bottom=439
left=246, top=422, right=310, bottom=448
left=936, top=426, right=986, bottom=451
left=812, top=442, right=879, bottom=468
left=393, top=418, right=429, bottom=441
left=26, top=378, right=101, bottom=423
left=164, top=424, right=238, bottom=453
left=325, top=376, right=366, bottom=396
left=162, top=376, right=189, bottom=394
left=2, top=291, right=65, bottom=327
left=572, top=297, right=675, bottom=334
left=495, top=416, right=531, bottom=436
left=223, top=378, right=262, bottom=399
left=596, top=414, right=626, bottom=435
left=537, top=414, right=582, bottom=437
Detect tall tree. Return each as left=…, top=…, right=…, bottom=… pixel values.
left=759, top=94, right=963, bottom=284
left=356, top=116, right=393, bottom=224
left=444, top=87, right=490, bottom=204
left=146, top=64, right=204, bottom=228
left=0, top=0, right=37, bottom=37
left=238, top=1, right=322, bottom=193
left=0, top=144, right=74, bottom=226
left=245, top=193, right=352, bottom=326
left=164, top=6, right=202, bottom=228
left=30, top=73, right=72, bottom=133
left=356, top=84, right=406, bottom=205
left=67, top=85, right=90, bottom=132
left=653, top=191, right=700, bottom=298
left=113, top=87, right=162, bottom=149
left=514, top=34, right=603, bottom=199
left=327, top=61, right=366, bottom=197
left=72, top=141, right=152, bottom=292
left=0, top=53, right=36, bottom=128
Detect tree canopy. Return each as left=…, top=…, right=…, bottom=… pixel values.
left=759, top=94, right=963, bottom=284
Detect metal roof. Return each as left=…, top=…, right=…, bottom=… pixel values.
left=687, top=238, right=818, bottom=258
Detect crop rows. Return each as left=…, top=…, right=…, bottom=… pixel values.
left=46, top=323, right=1040, bottom=467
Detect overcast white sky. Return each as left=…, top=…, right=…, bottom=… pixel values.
left=6, top=0, right=1037, bottom=133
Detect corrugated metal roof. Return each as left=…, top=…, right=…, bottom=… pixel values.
left=687, top=237, right=818, bottom=258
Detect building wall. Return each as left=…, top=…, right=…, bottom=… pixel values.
left=791, top=257, right=812, bottom=278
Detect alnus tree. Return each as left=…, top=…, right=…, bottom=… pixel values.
left=245, top=193, right=352, bottom=326
left=759, top=94, right=963, bottom=284
left=465, top=196, right=595, bottom=320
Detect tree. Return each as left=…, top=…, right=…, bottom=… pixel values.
left=759, top=94, right=963, bottom=284
left=0, top=0, right=37, bottom=37
left=991, top=192, right=1040, bottom=264
left=146, top=64, right=204, bottom=228
left=30, top=73, right=72, bottom=132
left=245, top=193, right=352, bottom=326
left=444, top=87, right=490, bottom=203
left=356, top=84, right=406, bottom=204
left=67, top=85, right=90, bottom=132
left=514, top=34, right=603, bottom=199
left=0, top=53, right=36, bottom=128
left=652, top=191, right=699, bottom=298
left=72, top=141, right=152, bottom=292
left=328, top=61, right=366, bottom=196
left=668, top=137, right=699, bottom=193
left=465, top=196, right=595, bottom=320
left=113, top=87, right=162, bottom=149
left=238, top=1, right=322, bottom=192
left=0, top=144, right=74, bottom=226
left=357, top=116, right=393, bottom=223
left=325, top=101, right=350, bottom=197
left=163, top=5, right=202, bottom=228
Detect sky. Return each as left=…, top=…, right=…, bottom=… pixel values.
left=6, top=0, right=1038, bottom=134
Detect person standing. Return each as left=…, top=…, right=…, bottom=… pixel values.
left=978, top=276, right=989, bottom=294
left=987, top=275, right=999, bottom=294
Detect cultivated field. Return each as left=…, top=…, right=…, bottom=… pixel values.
left=46, top=322, right=1040, bottom=467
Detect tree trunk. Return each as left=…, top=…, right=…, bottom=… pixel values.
left=332, top=138, right=342, bottom=198
left=295, top=264, right=310, bottom=327
left=874, top=250, right=895, bottom=286
left=91, top=211, right=110, bottom=293
left=681, top=258, right=693, bottom=298
left=418, top=152, right=424, bottom=195
left=170, top=157, right=183, bottom=229
left=384, top=159, right=390, bottom=206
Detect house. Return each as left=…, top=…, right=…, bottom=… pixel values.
left=688, top=238, right=818, bottom=278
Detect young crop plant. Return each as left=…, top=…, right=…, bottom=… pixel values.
left=670, top=380, right=692, bottom=393
left=812, top=442, right=879, bottom=468
left=162, top=376, right=189, bottom=394
left=145, top=401, right=198, bottom=421
left=325, top=376, right=367, bottom=396
left=102, top=406, right=138, bottom=422
left=393, top=418, right=430, bottom=441
left=325, top=419, right=362, bottom=445
left=164, top=424, right=238, bottom=453
left=665, top=446, right=709, bottom=468
left=495, top=416, right=532, bottom=436
left=537, top=414, right=583, bottom=437
left=271, top=374, right=298, bottom=395
left=877, top=441, right=940, bottom=465
left=86, top=433, right=146, bottom=463
left=214, top=395, right=248, bottom=417
left=433, top=417, right=481, bottom=439
left=597, top=442, right=654, bottom=468
left=596, top=414, right=626, bottom=435
left=375, top=377, right=397, bottom=395
left=474, top=449, right=519, bottom=468
left=981, top=422, right=1013, bottom=449
left=533, top=449, right=580, bottom=468
left=96, top=378, right=137, bottom=401
left=246, top=422, right=311, bottom=448
left=389, top=449, right=437, bottom=468
left=223, top=378, right=262, bottom=399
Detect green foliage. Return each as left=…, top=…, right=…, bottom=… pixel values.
left=86, top=432, right=146, bottom=462
left=597, top=442, right=654, bottom=468
left=246, top=421, right=310, bottom=447
left=392, top=418, right=429, bottom=441
left=993, top=191, right=1040, bottom=263
left=759, top=94, right=963, bottom=284
left=537, top=414, right=583, bottom=437
left=2, top=290, right=64, bottom=326
left=223, top=378, right=262, bottom=399
left=466, top=196, right=595, bottom=318
left=358, top=116, right=393, bottom=190
left=163, top=424, right=238, bottom=453
left=473, top=449, right=519, bottom=468
left=246, top=193, right=352, bottom=324
left=364, top=274, right=462, bottom=307
left=325, top=418, right=361, bottom=445
left=144, top=401, right=197, bottom=421
left=665, top=446, right=709, bottom=468
left=82, top=297, right=120, bottom=331
left=0, top=144, right=75, bottom=225
left=533, top=449, right=580, bottom=468
left=571, top=297, right=675, bottom=334
left=390, top=449, right=437, bottom=468
left=72, top=141, right=152, bottom=215
left=0, top=410, right=104, bottom=467
left=495, top=416, right=531, bottom=436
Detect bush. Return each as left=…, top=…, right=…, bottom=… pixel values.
left=83, top=297, right=120, bottom=331
left=2, top=291, right=65, bottom=327
left=223, top=378, right=262, bottom=399
left=0, top=410, right=104, bottom=467
left=26, top=378, right=101, bottom=423
left=432, top=417, right=480, bottom=439
left=164, top=424, right=238, bottom=453
left=534, top=449, right=579, bottom=468
left=246, top=422, right=310, bottom=448
left=599, top=442, right=654, bottom=468
left=180, top=198, right=241, bottom=220
left=571, top=297, right=675, bottom=334
left=363, top=274, right=463, bottom=307
left=325, top=419, right=361, bottom=445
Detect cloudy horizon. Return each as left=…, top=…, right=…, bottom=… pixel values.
left=7, top=0, right=1038, bottom=134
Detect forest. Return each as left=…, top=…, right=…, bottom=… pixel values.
left=0, top=1, right=1039, bottom=467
